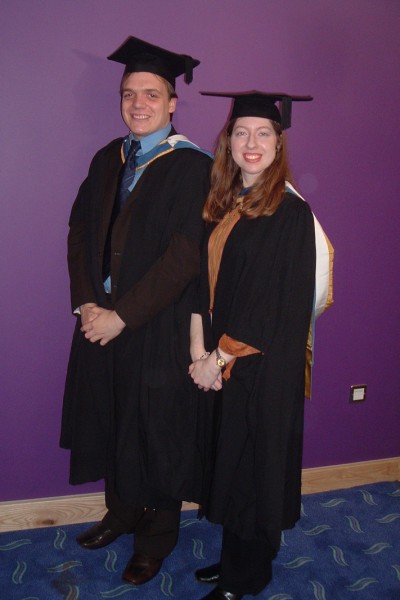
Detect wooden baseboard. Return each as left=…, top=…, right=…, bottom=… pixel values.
left=301, top=456, right=400, bottom=494
left=1, top=458, right=398, bottom=533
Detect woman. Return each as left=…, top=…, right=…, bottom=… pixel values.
left=189, top=92, right=316, bottom=599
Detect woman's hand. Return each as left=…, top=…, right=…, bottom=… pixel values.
left=81, top=307, right=126, bottom=345
left=189, top=354, right=223, bottom=392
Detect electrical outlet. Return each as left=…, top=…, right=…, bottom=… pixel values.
left=349, top=385, right=367, bottom=403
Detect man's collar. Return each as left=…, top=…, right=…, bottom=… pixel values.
left=129, top=123, right=172, bottom=156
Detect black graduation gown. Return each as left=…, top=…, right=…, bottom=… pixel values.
left=60, top=131, right=212, bottom=506
left=200, top=191, right=316, bottom=550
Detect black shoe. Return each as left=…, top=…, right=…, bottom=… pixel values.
left=199, top=587, right=243, bottom=600
left=195, top=562, right=221, bottom=584
left=76, top=522, right=121, bottom=550
left=122, top=553, right=163, bottom=585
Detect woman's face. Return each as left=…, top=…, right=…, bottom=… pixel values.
left=230, top=117, right=278, bottom=187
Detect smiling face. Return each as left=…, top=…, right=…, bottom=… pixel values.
left=230, top=117, right=279, bottom=187
left=120, top=72, right=177, bottom=139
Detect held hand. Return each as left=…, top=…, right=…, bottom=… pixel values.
left=188, top=355, right=222, bottom=392
left=211, top=371, right=223, bottom=391
left=81, top=307, right=126, bottom=345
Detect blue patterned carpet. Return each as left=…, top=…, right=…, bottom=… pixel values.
left=1, top=482, right=399, bottom=599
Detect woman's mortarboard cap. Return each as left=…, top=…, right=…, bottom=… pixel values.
left=200, top=90, right=313, bottom=129
left=108, top=36, right=200, bottom=88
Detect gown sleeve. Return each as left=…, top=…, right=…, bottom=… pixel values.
left=67, top=176, right=97, bottom=311
left=219, top=333, right=261, bottom=381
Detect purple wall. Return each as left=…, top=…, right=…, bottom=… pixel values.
left=1, top=0, right=399, bottom=502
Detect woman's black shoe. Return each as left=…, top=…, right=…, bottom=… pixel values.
left=195, top=562, right=221, bottom=584
left=199, top=586, right=243, bottom=600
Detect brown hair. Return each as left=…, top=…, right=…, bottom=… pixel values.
left=203, top=119, right=292, bottom=222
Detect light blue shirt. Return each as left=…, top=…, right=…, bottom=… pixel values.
left=104, top=123, right=172, bottom=293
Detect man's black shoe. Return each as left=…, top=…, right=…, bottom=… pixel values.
left=122, top=553, right=163, bottom=585
left=76, top=522, right=121, bottom=550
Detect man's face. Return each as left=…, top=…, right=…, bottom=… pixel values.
left=120, top=72, right=177, bottom=139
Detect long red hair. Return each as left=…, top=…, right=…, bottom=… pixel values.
left=203, top=119, right=292, bottom=222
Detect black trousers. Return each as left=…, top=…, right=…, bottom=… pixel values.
left=219, top=528, right=275, bottom=596
left=104, top=482, right=181, bottom=559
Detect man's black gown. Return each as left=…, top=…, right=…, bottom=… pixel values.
left=61, top=131, right=212, bottom=508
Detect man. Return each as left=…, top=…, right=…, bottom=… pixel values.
left=60, top=36, right=212, bottom=586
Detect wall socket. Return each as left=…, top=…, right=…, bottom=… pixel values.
left=349, top=385, right=367, bottom=403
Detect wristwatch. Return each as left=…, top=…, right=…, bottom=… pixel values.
left=215, top=347, right=226, bottom=369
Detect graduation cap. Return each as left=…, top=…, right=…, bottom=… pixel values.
left=107, top=36, right=200, bottom=88
left=200, top=90, right=313, bottom=129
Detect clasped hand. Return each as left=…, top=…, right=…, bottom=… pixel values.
left=188, top=355, right=223, bottom=392
left=80, top=304, right=126, bottom=346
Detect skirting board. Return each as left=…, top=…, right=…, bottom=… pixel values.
left=1, top=457, right=399, bottom=533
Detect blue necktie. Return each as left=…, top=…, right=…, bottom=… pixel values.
left=102, top=139, right=141, bottom=281
left=118, top=139, right=141, bottom=208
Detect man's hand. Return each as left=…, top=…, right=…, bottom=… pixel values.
left=81, top=307, right=126, bottom=345
left=80, top=303, right=99, bottom=326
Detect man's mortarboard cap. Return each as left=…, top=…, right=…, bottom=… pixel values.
left=108, top=36, right=200, bottom=88
left=200, top=90, right=313, bottom=129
